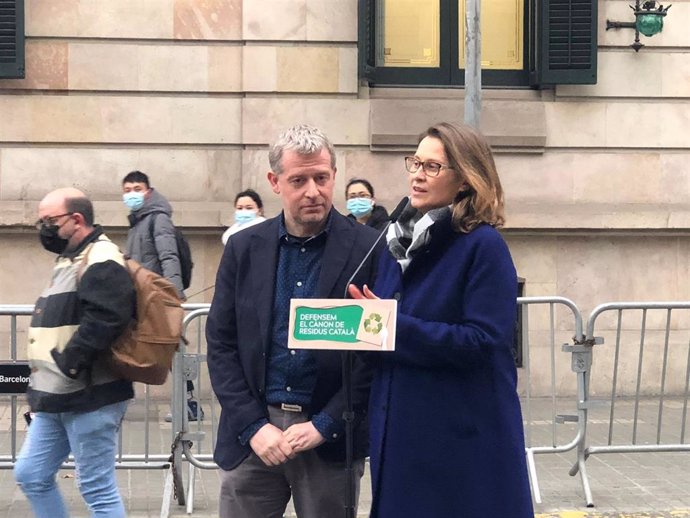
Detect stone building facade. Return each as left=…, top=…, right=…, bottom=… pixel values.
left=0, top=0, right=689, bottom=395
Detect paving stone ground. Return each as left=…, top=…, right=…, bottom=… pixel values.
left=1, top=397, right=689, bottom=517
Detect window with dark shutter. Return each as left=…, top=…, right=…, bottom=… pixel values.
left=0, top=0, right=25, bottom=79
left=533, top=0, right=597, bottom=85
left=359, top=0, right=598, bottom=88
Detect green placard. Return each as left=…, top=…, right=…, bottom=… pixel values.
left=293, top=305, right=364, bottom=343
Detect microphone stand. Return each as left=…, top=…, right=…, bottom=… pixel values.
left=341, top=220, right=393, bottom=518
left=342, top=349, right=355, bottom=518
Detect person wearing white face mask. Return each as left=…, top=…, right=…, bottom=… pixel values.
left=221, top=189, right=266, bottom=246
left=345, top=178, right=389, bottom=231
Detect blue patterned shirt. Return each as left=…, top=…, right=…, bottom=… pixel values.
left=239, top=214, right=342, bottom=444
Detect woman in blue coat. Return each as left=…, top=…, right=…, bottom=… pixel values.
left=350, top=122, right=533, bottom=518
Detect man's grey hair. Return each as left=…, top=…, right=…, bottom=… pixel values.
left=268, top=124, right=336, bottom=175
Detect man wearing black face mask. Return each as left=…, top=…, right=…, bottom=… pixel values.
left=14, top=188, right=135, bottom=518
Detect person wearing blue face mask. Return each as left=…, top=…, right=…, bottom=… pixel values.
left=121, top=170, right=185, bottom=299
left=345, top=178, right=389, bottom=231
left=122, top=170, right=204, bottom=423
left=221, top=189, right=266, bottom=246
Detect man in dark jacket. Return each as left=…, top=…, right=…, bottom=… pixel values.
left=14, top=188, right=135, bottom=518
left=206, top=124, right=382, bottom=518
left=121, top=170, right=202, bottom=421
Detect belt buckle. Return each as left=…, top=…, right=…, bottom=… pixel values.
left=280, top=403, right=303, bottom=413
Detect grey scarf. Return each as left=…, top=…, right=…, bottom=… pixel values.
left=386, top=201, right=451, bottom=272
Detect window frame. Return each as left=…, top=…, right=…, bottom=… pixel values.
left=360, top=0, right=531, bottom=88
left=0, top=0, right=25, bottom=79
left=359, top=0, right=598, bottom=88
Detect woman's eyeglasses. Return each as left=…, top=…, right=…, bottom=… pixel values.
left=404, top=157, right=453, bottom=177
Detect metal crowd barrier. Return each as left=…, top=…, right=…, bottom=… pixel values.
left=0, top=304, right=207, bottom=518
left=7, top=300, right=690, bottom=511
left=576, top=302, right=690, bottom=506
left=517, top=296, right=592, bottom=506
left=0, top=305, right=33, bottom=469
left=172, top=299, right=596, bottom=511
left=168, top=305, right=218, bottom=515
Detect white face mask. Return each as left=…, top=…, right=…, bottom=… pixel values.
left=235, top=209, right=258, bottom=225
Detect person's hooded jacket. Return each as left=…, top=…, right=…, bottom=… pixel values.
left=347, top=204, right=390, bottom=231
left=125, top=188, right=184, bottom=297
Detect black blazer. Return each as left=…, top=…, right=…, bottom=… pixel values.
left=206, top=209, right=384, bottom=470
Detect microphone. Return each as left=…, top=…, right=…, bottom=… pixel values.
left=339, top=195, right=408, bottom=518
left=388, top=196, right=409, bottom=224
left=342, top=196, right=409, bottom=299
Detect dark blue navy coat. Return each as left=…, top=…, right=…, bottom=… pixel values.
left=369, top=219, right=534, bottom=518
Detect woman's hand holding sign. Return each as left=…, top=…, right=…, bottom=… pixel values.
left=347, top=284, right=379, bottom=300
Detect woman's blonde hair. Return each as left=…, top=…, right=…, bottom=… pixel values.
left=420, top=122, right=505, bottom=233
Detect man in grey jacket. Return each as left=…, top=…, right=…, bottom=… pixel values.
left=122, top=170, right=185, bottom=299
left=121, top=170, right=203, bottom=421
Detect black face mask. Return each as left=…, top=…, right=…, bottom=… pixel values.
left=39, top=223, right=69, bottom=255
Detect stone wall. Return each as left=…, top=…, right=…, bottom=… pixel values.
left=1, top=0, right=689, bottom=395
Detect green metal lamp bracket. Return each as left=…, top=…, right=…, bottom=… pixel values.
left=606, top=0, right=671, bottom=52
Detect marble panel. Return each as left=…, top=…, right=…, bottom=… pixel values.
left=544, top=102, right=607, bottom=148
left=242, top=46, right=278, bottom=91
left=661, top=154, right=690, bottom=205
left=68, top=43, right=241, bottom=92
left=306, top=0, right=357, bottom=41
left=556, top=51, right=662, bottom=98
left=208, top=45, right=243, bottom=92
left=555, top=236, right=684, bottom=315
left=662, top=52, right=690, bottom=97
left=605, top=102, right=690, bottom=148
left=0, top=41, right=68, bottom=90
left=0, top=147, right=241, bottom=204
left=276, top=47, right=340, bottom=92
left=173, top=0, right=242, bottom=40
left=242, top=0, right=307, bottom=40
left=68, top=43, right=142, bottom=91
left=338, top=47, right=358, bottom=93
left=26, top=0, right=174, bottom=39
left=370, top=98, right=546, bottom=150
left=496, top=153, right=575, bottom=204
left=242, top=98, right=370, bottom=145
left=0, top=95, right=241, bottom=144
left=137, top=45, right=209, bottom=91
left=505, top=236, right=559, bottom=285
left=339, top=149, right=408, bottom=210
left=557, top=50, right=690, bottom=100
left=239, top=148, right=279, bottom=218
left=0, top=233, right=224, bottom=308
left=571, top=152, right=690, bottom=204
left=0, top=234, right=57, bottom=303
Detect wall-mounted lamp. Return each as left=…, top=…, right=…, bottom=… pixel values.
left=606, top=0, right=671, bottom=52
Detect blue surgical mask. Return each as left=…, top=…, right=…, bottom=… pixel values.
left=235, top=209, right=257, bottom=225
left=347, top=198, right=374, bottom=218
left=123, top=192, right=145, bottom=211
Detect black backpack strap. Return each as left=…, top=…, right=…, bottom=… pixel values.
left=147, top=212, right=161, bottom=258
left=147, top=212, right=182, bottom=266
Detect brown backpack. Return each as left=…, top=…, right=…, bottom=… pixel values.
left=80, top=242, right=184, bottom=385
